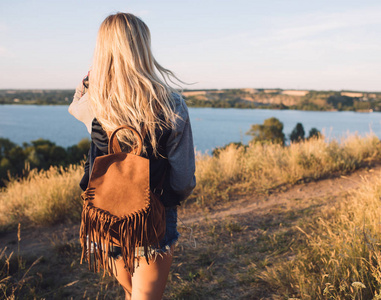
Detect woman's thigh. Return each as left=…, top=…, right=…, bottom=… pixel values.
left=110, top=257, right=132, bottom=298
left=131, top=245, right=174, bottom=300
left=110, top=246, right=174, bottom=300
left=109, top=206, right=179, bottom=299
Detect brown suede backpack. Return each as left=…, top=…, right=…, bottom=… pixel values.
left=79, top=125, right=166, bottom=275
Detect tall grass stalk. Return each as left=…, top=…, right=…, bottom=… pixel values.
left=194, top=134, right=381, bottom=204
left=0, top=225, right=43, bottom=299
left=0, top=164, right=83, bottom=231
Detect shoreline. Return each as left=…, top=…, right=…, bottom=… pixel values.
left=0, top=102, right=377, bottom=113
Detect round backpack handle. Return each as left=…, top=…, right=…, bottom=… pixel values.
left=108, top=125, right=143, bottom=155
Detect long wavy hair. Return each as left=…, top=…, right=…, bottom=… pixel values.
left=88, top=12, right=181, bottom=155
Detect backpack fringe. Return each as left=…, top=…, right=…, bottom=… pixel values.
left=79, top=190, right=165, bottom=276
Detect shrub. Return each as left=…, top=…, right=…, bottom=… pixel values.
left=246, top=117, right=286, bottom=145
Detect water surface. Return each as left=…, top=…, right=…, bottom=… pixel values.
left=1, top=105, right=379, bottom=153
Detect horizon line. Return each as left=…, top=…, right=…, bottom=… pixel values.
left=1, top=87, right=381, bottom=93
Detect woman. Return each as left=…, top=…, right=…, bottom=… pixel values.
left=76, top=12, right=196, bottom=299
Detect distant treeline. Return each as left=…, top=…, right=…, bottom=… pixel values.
left=185, top=96, right=286, bottom=109
left=291, top=91, right=379, bottom=111
left=185, top=89, right=381, bottom=111
left=0, top=137, right=90, bottom=186
left=1, top=88, right=381, bottom=111
left=0, top=90, right=75, bottom=105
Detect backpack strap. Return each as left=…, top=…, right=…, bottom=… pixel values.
left=110, top=133, right=122, bottom=153
left=108, top=125, right=143, bottom=155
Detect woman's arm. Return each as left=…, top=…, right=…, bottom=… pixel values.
left=68, top=77, right=94, bottom=134
left=165, top=94, right=196, bottom=204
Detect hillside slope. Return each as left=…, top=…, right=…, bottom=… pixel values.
left=1, top=164, right=380, bottom=299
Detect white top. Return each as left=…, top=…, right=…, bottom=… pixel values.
left=68, top=81, right=94, bottom=134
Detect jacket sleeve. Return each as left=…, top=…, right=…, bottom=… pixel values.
left=164, top=95, right=196, bottom=204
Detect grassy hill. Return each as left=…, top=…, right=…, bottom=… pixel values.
left=1, top=134, right=381, bottom=298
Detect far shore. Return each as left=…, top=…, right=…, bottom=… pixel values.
left=1, top=88, right=380, bottom=111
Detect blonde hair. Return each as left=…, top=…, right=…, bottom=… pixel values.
left=88, top=12, right=181, bottom=155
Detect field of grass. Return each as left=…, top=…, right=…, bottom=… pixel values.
left=194, top=133, right=381, bottom=205
left=1, top=134, right=380, bottom=231
left=258, top=171, right=381, bottom=299
left=0, top=164, right=83, bottom=232
left=165, top=167, right=381, bottom=299
left=1, top=134, right=381, bottom=299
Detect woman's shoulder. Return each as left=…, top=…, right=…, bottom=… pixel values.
left=171, top=92, right=189, bottom=118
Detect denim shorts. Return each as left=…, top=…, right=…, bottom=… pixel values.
left=107, top=206, right=180, bottom=259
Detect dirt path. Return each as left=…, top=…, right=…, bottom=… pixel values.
left=182, top=165, right=381, bottom=224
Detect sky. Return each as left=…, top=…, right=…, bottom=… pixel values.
left=0, top=0, right=380, bottom=91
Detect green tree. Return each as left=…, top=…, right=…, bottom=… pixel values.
left=67, top=138, right=90, bottom=163
left=290, top=123, right=305, bottom=143
left=327, top=95, right=354, bottom=111
left=0, top=157, right=12, bottom=181
left=0, top=137, right=91, bottom=187
left=7, top=146, right=26, bottom=174
left=24, top=139, right=64, bottom=169
left=308, top=128, right=321, bottom=139
left=0, top=138, right=16, bottom=157
left=246, top=117, right=285, bottom=145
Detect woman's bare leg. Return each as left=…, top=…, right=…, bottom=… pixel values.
left=110, top=245, right=174, bottom=300
left=131, top=245, right=174, bottom=300
left=110, top=257, right=132, bottom=300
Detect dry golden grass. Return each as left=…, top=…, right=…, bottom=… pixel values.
left=194, top=134, right=381, bottom=205
left=1, top=134, right=380, bottom=231
left=260, top=170, right=381, bottom=299
left=0, top=133, right=381, bottom=298
left=0, top=164, right=83, bottom=231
